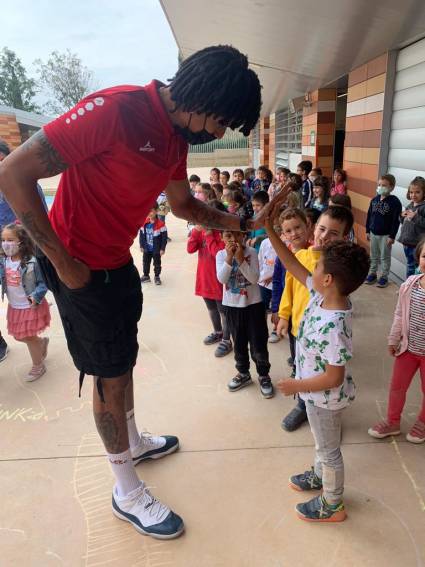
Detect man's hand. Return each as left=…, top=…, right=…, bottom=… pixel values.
left=277, top=378, right=299, bottom=396
left=388, top=345, right=398, bottom=357
left=387, top=237, right=394, bottom=246
left=277, top=318, right=289, bottom=338
left=234, top=243, right=245, bottom=265
left=56, top=258, right=91, bottom=290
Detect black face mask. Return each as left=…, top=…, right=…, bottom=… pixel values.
left=174, top=114, right=217, bottom=145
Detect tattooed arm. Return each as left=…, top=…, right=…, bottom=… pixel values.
left=0, top=130, right=90, bottom=288
left=165, top=179, right=251, bottom=231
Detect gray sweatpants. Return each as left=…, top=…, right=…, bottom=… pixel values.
left=369, top=233, right=392, bottom=278
left=306, top=404, right=344, bottom=504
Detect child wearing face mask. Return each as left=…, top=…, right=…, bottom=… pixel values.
left=398, top=177, right=425, bottom=279
left=365, top=174, right=402, bottom=288
left=0, top=223, right=50, bottom=381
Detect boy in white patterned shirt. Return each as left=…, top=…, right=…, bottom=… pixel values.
left=266, top=218, right=369, bottom=522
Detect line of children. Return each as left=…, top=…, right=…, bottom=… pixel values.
left=1, top=223, right=51, bottom=381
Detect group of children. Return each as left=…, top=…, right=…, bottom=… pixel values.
left=186, top=162, right=425, bottom=523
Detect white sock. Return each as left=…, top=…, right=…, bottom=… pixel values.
left=126, top=410, right=141, bottom=450
left=107, top=448, right=141, bottom=497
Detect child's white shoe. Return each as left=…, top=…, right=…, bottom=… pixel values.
left=25, top=363, right=46, bottom=382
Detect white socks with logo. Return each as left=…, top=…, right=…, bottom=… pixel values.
left=108, top=448, right=141, bottom=497
left=126, top=409, right=141, bottom=451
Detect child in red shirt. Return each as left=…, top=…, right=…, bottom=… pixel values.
left=187, top=200, right=233, bottom=358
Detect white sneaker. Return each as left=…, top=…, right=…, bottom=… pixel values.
left=132, top=433, right=179, bottom=466
left=268, top=331, right=281, bottom=343
left=112, top=483, right=184, bottom=539
left=25, top=363, right=46, bottom=382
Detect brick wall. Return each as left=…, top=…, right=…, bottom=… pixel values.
left=343, top=54, right=387, bottom=248
left=302, top=89, right=337, bottom=177
left=0, top=113, right=22, bottom=149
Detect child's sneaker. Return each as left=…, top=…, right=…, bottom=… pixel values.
left=112, top=482, right=184, bottom=539
left=296, top=494, right=346, bottom=522
left=406, top=420, right=425, bottom=444
left=368, top=420, right=401, bottom=439
left=365, top=273, right=377, bottom=285
left=25, top=363, right=46, bottom=382
left=140, top=275, right=151, bottom=283
left=154, top=276, right=162, bottom=286
left=214, top=339, right=232, bottom=357
left=376, top=277, right=388, bottom=288
left=228, top=372, right=252, bottom=392
left=289, top=467, right=323, bottom=492
left=203, top=332, right=223, bottom=345
left=0, top=336, right=9, bottom=362
left=268, top=331, right=280, bottom=343
left=259, top=375, right=274, bottom=398
left=286, top=356, right=294, bottom=367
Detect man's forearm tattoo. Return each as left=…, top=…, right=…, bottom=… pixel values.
left=188, top=200, right=238, bottom=230
left=94, top=410, right=125, bottom=454
left=25, top=130, right=68, bottom=176
left=20, top=210, right=55, bottom=252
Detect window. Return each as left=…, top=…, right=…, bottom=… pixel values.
left=275, top=108, right=302, bottom=168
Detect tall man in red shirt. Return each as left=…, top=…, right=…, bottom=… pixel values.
left=0, top=45, right=262, bottom=539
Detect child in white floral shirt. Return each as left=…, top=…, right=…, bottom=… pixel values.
left=266, top=216, right=370, bottom=523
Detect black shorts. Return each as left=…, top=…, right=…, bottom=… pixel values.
left=38, top=255, right=143, bottom=379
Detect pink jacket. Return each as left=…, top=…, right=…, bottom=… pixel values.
left=388, top=274, right=423, bottom=355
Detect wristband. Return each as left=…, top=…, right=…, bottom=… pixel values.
left=239, top=217, right=248, bottom=232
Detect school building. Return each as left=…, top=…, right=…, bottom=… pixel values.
left=160, top=0, right=425, bottom=281
left=0, top=104, right=50, bottom=148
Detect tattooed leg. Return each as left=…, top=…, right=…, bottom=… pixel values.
left=93, top=372, right=131, bottom=454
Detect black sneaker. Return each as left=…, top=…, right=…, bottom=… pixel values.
left=214, top=340, right=232, bottom=357
left=376, top=277, right=388, bottom=288
left=289, top=467, right=323, bottom=492
left=0, top=336, right=8, bottom=362
left=154, top=276, right=162, bottom=285
left=259, top=376, right=274, bottom=398
left=281, top=405, right=308, bottom=432
left=228, top=372, right=252, bottom=392
left=203, top=332, right=223, bottom=345
left=141, top=275, right=151, bottom=283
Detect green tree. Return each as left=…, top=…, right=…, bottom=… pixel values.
left=35, top=50, right=95, bottom=114
left=0, top=47, right=38, bottom=111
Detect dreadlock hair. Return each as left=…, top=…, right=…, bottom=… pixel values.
left=169, top=45, right=262, bottom=136
left=2, top=222, right=34, bottom=263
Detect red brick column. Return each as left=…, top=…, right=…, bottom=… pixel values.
left=0, top=113, right=22, bottom=149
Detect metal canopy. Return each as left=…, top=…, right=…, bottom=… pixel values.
left=160, top=0, right=425, bottom=115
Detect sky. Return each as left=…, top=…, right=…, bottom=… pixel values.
left=1, top=0, right=179, bottom=106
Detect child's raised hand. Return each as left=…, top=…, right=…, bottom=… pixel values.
left=277, top=378, right=299, bottom=396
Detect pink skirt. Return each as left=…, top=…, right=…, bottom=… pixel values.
left=7, top=298, right=51, bottom=340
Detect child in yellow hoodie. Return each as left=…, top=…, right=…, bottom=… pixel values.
left=278, top=206, right=355, bottom=432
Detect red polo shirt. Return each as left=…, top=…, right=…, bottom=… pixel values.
left=44, top=81, right=188, bottom=269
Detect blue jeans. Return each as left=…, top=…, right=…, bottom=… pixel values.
left=404, top=245, right=416, bottom=278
